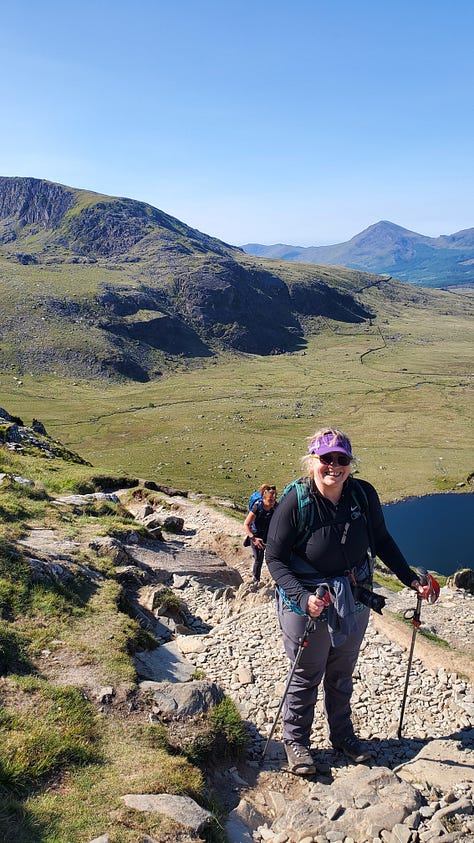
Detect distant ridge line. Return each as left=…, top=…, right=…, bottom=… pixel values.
left=241, top=220, right=474, bottom=288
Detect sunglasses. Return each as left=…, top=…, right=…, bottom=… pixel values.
left=314, top=453, right=352, bottom=467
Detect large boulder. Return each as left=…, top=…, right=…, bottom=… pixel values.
left=447, top=567, right=474, bottom=594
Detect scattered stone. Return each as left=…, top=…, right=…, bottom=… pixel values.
left=97, top=686, right=114, bottom=704
left=145, top=679, right=223, bottom=717
left=121, top=793, right=211, bottom=832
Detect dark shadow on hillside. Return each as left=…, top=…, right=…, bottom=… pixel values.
left=0, top=790, right=57, bottom=843
left=104, top=313, right=213, bottom=357
left=290, top=280, right=374, bottom=322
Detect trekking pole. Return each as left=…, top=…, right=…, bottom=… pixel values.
left=260, top=614, right=314, bottom=763
left=260, top=586, right=329, bottom=764
left=397, top=566, right=429, bottom=740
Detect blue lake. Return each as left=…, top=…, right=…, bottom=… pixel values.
left=382, top=493, right=473, bottom=576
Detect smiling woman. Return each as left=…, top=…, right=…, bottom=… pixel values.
left=264, top=425, right=437, bottom=774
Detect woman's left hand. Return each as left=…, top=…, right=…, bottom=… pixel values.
left=411, top=578, right=439, bottom=602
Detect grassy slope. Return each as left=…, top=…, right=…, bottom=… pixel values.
left=3, top=282, right=473, bottom=507
left=0, top=448, right=244, bottom=842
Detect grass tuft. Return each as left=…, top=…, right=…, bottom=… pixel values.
left=183, top=696, right=249, bottom=765
left=0, top=676, right=101, bottom=793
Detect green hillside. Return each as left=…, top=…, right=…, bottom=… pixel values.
left=1, top=178, right=471, bottom=382
left=3, top=280, right=473, bottom=507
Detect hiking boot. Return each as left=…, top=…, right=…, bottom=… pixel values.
left=332, top=736, right=371, bottom=764
left=284, top=741, right=317, bottom=775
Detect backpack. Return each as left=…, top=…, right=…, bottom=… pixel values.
left=248, top=490, right=263, bottom=512
left=280, top=476, right=374, bottom=554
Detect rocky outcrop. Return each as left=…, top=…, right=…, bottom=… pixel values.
left=289, top=278, right=374, bottom=322
left=448, top=568, right=474, bottom=594
left=0, top=176, right=75, bottom=235
left=1, top=420, right=90, bottom=464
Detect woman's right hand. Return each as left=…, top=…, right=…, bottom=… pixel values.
left=307, top=593, right=327, bottom=618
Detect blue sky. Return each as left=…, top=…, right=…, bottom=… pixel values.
left=2, top=0, right=473, bottom=246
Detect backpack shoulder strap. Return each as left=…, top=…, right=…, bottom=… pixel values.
left=350, top=478, right=375, bottom=556
left=280, top=477, right=315, bottom=548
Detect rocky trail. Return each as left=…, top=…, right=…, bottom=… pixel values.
left=21, top=488, right=474, bottom=843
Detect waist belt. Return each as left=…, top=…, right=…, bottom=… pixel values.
left=278, top=584, right=366, bottom=620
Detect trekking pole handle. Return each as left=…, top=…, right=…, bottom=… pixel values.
left=416, top=566, right=429, bottom=584
left=315, top=585, right=331, bottom=606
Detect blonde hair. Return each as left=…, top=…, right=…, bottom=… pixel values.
left=301, top=426, right=354, bottom=478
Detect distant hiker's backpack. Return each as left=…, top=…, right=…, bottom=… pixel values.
left=243, top=490, right=265, bottom=545
left=280, top=477, right=373, bottom=551
left=248, top=490, right=263, bottom=512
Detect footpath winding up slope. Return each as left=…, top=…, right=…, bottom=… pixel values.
left=124, top=491, right=474, bottom=842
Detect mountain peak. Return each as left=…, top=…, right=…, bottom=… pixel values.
left=352, top=220, right=424, bottom=244
left=242, top=220, right=474, bottom=288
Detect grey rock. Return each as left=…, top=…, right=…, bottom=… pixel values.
left=447, top=568, right=474, bottom=594
left=89, top=536, right=134, bottom=566
left=173, top=574, right=189, bottom=588
left=326, top=801, right=343, bottom=821
left=162, top=514, right=185, bottom=533
left=56, top=492, right=119, bottom=505
left=225, top=813, right=254, bottom=842
left=142, top=514, right=166, bottom=532
left=397, top=737, right=474, bottom=789
left=147, top=679, right=223, bottom=717
left=175, top=634, right=207, bottom=654
left=134, top=640, right=196, bottom=682
left=226, top=798, right=268, bottom=841
left=121, top=544, right=242, bottom=586
left=391, top=823, right=412, bottom=843
left=97, top=686, right=114, bottom=704
left=121, top=793, right=211, bottom=832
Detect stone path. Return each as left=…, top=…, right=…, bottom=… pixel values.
left=164, top=571, right=474, bottom=843
left=121, top=491, right=474, bottom=842
left=30, top=487, right=473, bottom=843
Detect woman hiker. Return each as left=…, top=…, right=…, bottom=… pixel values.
left=244, top=484, right=278, bottom=583
left=265, top=426, right=438, bottom=775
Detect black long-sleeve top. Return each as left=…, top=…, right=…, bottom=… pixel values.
left=265, top=477, right=416, bottom=613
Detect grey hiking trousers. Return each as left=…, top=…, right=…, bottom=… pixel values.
left=276, top=593, right=369, bottom=746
